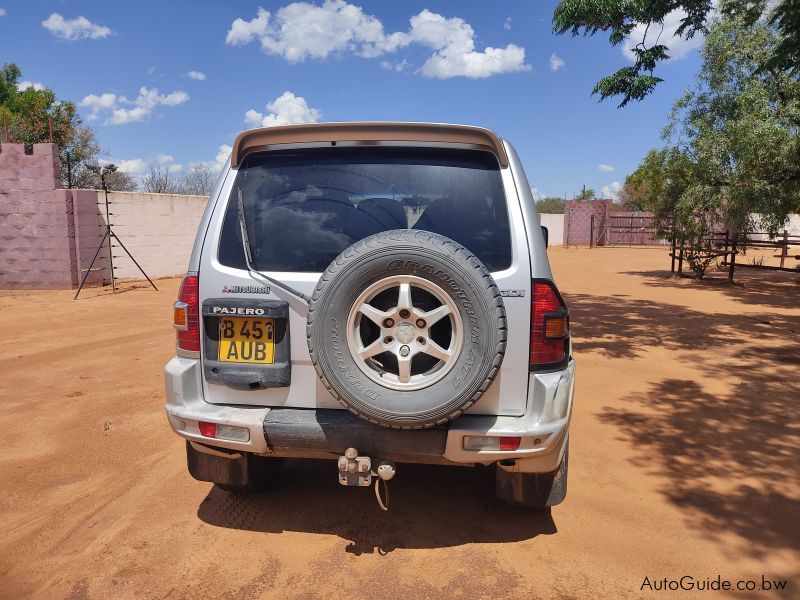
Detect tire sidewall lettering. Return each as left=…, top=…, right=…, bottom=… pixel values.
left=329, top=317, right=382, bottom=401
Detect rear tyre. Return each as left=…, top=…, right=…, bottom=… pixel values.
left=495, top=441, right=569, bottom=510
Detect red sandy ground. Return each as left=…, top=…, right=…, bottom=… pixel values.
left=0, top=247, right=797, bottom=599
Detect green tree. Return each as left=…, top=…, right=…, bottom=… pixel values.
left=575, top=187, right=596, bottom=201
left=667, top=16, right=800, bottom=235
left=536, top=197, right=566, bottom=213
left=0, top=63, right=22, bottom=106
left=553, top=0, right=800, bottom=106
left=627, top=16, right=800, bottom=276
left=621, top=149, right=671, bottom=212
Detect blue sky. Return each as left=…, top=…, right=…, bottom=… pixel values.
left=0, top=0, right=705, bottom=198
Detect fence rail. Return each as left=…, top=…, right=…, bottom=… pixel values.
left=670, top=229, right=800, bottom=280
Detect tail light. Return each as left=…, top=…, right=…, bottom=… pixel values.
left=463, top=435, right=522, bottom=451
left=174, top=273, right=200, bottom=354
left=530, top=280, right=569, bottom=370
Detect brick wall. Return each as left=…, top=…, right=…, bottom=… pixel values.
left=563, top=199, right=612, bottom=246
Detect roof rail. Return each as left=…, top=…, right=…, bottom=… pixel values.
left=230, top=122, right=508, bottom=168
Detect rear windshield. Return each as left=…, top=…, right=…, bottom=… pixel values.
left=218, top=147, right=512, bottom=272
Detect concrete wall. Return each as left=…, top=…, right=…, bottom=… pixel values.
left=103, top=191, right=207, bottom=280
left=538, top=213, right=564, bottom=246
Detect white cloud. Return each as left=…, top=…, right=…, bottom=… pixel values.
left=42, top=13, right=112, bottom=40
left=411, top=10, right=529, bottom=79
left=187, top=70, right=206, bottom=81
left=504, top=17, right=512, bottom=31
left=0, top=9, right=6, bottom=18
left=17, top=81, right=45, bottom=92
left=80, top=93, right=118, bottom=120
left=115, top=154, right=182, bottom=177
left=80, top=87, right=189, bottom=125
left=226, top=2, right=529, bottom=79
left=116, top=159, right=147, bottom=176
left=226, top=2, right=408, bottom=61
left=226, top=7, right=270, bottom=45
left=623, top=9, right=705, bottom=62
left=214, top=144, right=233, bottom=170
left=598, top=163, right=615, bottom=172
left=549, top=53, right=565, bottom=71
left=244, top=91, right=322, bottom=128
left=601, top=181, right=623, bottom=200
left=380, top=59, right=408, bottom=72
left=530, top=187, right=545, bottom=201
left=155, top=154, right=182, bottom=172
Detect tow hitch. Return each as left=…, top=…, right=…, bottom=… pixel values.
left=338, top=447, right=396, bottom=511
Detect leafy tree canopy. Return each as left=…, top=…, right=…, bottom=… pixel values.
left=553, top=0, right=800, bottom=106
left=626, top=15, right=800, bottom=241
left=535, top=197, right=566, bottom=213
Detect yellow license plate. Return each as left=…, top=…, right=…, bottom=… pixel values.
left=218, top=317, right=275, bottom=364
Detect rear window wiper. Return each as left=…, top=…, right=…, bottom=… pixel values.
left=236, top=188, right=311, bottom=305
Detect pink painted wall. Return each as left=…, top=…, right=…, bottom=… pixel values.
left=563, top=199, right=612, bottom=246
left=0, top=143, right=109, bottom=289
left=562, top=199, right=661, bottom=246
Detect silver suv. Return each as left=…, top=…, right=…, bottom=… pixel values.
left=165, top=122, right=574, bottom=509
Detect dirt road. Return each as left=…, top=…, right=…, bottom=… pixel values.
left=1, top=248, right=797, bottom=599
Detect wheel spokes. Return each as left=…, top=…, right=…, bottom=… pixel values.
left=349, top=275, right=463, bottom=390
left=359, top=303, right=390, bottom=326
left=397, top=354, right=412, bottom=383
left=358, top=339, right=385, bottom=360
left=397, top=282, right=412, bottom=311
left=420, top=339, right=451, bottom=362
left=418, top=304, right=450, bottom=326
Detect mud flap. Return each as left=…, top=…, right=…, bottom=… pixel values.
left=186, top=441, right=280, bottom=488
left=495, top=446, right=568, bottom=509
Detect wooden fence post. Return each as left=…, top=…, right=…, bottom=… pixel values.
left=722, top=230, right=729, bottom=266
left=678, top=245, right=684, bottom=276
left=590, top=214, right=595, bottom=248
left=728, top=237, right=737, bottom=282
left=780, top=230, right=788, bottom=269
left=670, top=233, right=676, bottom=273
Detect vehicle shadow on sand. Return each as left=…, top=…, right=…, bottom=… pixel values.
left=197, top=461, right=556, bottom=553
left=566, top=291, right=800, bottom=566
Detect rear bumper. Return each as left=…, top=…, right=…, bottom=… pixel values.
left=165, top=357, right=574, bottom=473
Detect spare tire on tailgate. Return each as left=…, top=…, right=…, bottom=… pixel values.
left=306, top=229, right=507, bottom=429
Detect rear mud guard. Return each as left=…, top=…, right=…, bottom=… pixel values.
left=495, top=443, right=568, bottom=509
left=186, top=441, right=281, bottom=489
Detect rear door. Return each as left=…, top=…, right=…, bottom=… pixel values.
left=198, top=146, right=531, bottom=416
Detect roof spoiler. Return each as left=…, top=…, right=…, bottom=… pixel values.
left=230, top=122, right=509, bottom=168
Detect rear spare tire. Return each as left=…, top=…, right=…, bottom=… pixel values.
left=307, top=229, right=507, bottom=429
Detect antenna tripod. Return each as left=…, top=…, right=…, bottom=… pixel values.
left=74, top=164, right=158, bottom=300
